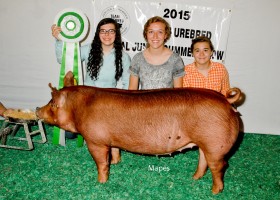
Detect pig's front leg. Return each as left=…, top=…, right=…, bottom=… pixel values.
left=110, top=147, right=121, bottom=164
left=87, top=144, right=110, bottom=183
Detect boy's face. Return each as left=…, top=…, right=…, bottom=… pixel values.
left=192, top=42, right=213, bottom=65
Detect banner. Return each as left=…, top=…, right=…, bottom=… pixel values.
left=92, top=0, right=232, bottom=64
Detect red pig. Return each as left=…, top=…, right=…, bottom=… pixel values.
left=36, top=71, right=241, bottom=194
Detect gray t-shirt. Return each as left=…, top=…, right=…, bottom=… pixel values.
left=129, top=52, right=185, bottom=89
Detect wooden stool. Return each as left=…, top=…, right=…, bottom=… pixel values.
left=0, top=119, right=47, bottom=150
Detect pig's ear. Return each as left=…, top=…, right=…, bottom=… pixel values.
left=64, top=71, right=75, bottom=87
left=48, top=83, right=57, bottom=92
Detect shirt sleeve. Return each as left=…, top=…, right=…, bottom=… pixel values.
left=221, top=66, right=230, bottom=96
left=173, top=53, right=185, bottom=79
left=129, top=53, right=141, bottom=76
left=55, top=40, right=63, bottom=64
left=80, top=44, right=91, bottom=63
left=119, top=52, right=131, bottom=89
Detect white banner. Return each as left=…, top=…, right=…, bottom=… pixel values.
left=92, top=0, right=232, bottom=64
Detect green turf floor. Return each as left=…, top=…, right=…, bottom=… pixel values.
left=0, top=121, right=279, bottom=200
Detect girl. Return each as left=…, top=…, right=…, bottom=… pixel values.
left=52, top=18, right=131, bottom=89
left=128, top=16, right=185, bottom=90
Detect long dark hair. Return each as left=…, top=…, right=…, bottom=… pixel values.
left=87, top=18, right=123, bottom=81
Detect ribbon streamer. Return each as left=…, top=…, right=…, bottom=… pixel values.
left=53, top=8, right=89, bottom=147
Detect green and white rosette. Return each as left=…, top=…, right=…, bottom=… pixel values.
left=53, top=8, right=89, bottom=146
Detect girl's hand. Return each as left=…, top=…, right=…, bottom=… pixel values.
left=51, top=24, right=62, bottom=40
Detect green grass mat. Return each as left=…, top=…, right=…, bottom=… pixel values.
left=0, top=121, right=279, bottom=200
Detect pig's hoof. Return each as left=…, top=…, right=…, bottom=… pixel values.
left=192, top=172, right=205, bottom=180
left=98, top=174, right=109, bottom=183
left=110, top=158, right=121, bottom=164
left=99, top=180, right=107, bottom=184
left=98, top=178, right=108, bottom=183
left=212, top=184, right=223, bottom=194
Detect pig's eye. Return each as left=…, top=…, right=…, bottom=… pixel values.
left=50, top=102, right=58, bottom=108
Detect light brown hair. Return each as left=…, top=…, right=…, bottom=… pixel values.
left=143, top=16, right=171, bottom=45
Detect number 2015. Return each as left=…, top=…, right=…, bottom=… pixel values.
left=163, top=8, right=191, bottom=20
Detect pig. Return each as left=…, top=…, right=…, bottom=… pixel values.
left=36, top=71, right=241, bottom=194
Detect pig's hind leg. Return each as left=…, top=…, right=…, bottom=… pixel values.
left=110, top=147, right=121, bottom=164
left=193, top=148, right=208, bottom=180
left=193, top=148, right=226, bottom=194
left=208, top=157, right=226, bottom=194
left=205, top=152, right=227, bottom=194
left=87, top=144, right=111, bottom=183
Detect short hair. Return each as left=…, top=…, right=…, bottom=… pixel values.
left=190, top=36, right=214, bottom=53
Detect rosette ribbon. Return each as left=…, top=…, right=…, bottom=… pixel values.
left=53, top=8, right=89, bottom=147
